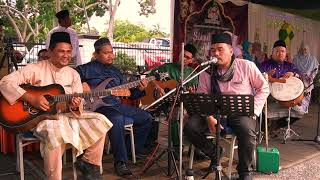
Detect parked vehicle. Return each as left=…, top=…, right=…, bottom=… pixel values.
left=24, top=44, right=46, bottom=63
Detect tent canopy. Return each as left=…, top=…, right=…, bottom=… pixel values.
left=250, top=0, right=320, bottom=20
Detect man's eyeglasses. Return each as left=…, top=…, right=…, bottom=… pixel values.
left=184, top=55, right=193, bottom=60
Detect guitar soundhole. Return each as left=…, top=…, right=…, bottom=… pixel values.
left=44, top=94, right=54, bottom=106
left=29, top=107, right=39, bottom=115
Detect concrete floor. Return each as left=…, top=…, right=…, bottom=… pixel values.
left=0, top=103, right=320, bottom=179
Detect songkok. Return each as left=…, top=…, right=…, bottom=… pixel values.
left=49, top=32, right=71, bottom=48
left=184, top=44, right=197, bottom=56
left=94, top=37, right=111, bottom=51
left=212, top=33, right=232, bottom=46
left=55, top=10, right=69, bottom=19
left=273, top=40, right=286, bottom=48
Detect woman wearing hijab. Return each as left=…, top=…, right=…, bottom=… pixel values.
left=242, top=40, right=253, bottom=61
left=293, top=42, right=319, bottom=113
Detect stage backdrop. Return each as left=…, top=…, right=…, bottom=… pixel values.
left=248, top=2, right=320, bottom=60
left=173, top=0, right=247, bottom=63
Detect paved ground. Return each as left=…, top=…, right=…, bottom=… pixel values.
left=0, top=103, right=320, bottom=179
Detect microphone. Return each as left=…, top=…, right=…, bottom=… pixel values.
left=200, top=57, right=218, bottom=66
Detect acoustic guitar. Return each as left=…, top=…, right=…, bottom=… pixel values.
left=0, top=84, right=128, bottom=132
left=83, top=72, right=169, bottom=111
left=139, top=79, right=177, bottom=105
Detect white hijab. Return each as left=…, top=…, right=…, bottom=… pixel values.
left=293, top=42, right=319, bottom=74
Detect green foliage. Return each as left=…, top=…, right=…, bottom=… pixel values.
left=137, top=0, right=156, bottom=17
left=1, top=0, right=108, bottom=43
left=1, top=0, right=160, bottom=43
left=149, top=24, right=168, bottom=37
left=113, top=52, right=137, bottom=73
left=112, top=20, right=168, bottom=43
left=113, top=20, right=149, bottom=42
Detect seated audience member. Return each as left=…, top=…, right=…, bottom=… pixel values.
left=37, top=49, right=49, bottom=61
left=0, top=32, right=112, bottom=180
left=76, top=37, right=153, bottom=178
left=293, top=42, right=319, bottom=113
left=223, top=31, right=243, bottom=58
left=252, top=42, right=267, bottom=67
left=184, top=33, right=269, bottom=180
left=242, top=40, right=253, bottom=61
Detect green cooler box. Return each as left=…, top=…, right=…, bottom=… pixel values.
left=256, top=146, right=280, bottom=173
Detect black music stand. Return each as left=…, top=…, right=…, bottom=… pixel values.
left=182, top=93, right=254, bottom=180
left=142, top=90, right=181, bottom=177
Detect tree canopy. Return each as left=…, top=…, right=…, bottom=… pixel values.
left=0, top=0, right=157, bottom=43
left=111, top=20, right=168, bottom=43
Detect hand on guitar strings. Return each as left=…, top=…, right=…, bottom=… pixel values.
left=138, top=78, right=149, bottom=91
left=21, top=93, right=50, bottom=111
left=69, top=97, right=82, bottom=110
left=207, top=116, right=224, bottom=134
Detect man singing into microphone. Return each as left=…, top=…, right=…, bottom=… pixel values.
left=184, top=33, right=269, bottom=180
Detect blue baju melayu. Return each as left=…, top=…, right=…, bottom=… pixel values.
left=76, top=61, right=153, bottom=162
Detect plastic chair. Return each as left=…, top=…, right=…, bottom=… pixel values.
left=101, top=123, right=136, bottom=174
left=16, top=132, right=77, bottom=180
left=106, top=124, right=136, bottom=163
left=188, top=132, right=238, bottom=179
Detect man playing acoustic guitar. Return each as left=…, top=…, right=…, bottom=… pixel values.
left=0, top=32, right=112, bottom=180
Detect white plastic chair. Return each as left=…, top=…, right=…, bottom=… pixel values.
left=188, top=134, right=238, bottom=179
left=101, top=123, right=136, bottom=174
left=16, top=133, right=77, bottom=180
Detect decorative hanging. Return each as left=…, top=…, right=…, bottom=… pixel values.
left=278, top=21, right=294, bottom=46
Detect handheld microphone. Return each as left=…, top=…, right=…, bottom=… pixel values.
left=200, top=57, right=218, bottom=66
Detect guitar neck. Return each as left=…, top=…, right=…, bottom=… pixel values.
left=53, top=89, right=111, bottom=102
left=52, top=76, right=156, bottom=102
left=110, top=76, right=156, bottom=90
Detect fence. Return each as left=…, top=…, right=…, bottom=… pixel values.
left=10, top=42, right=171, bottom=72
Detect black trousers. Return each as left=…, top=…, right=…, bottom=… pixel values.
left=184, top=115, right=256, bottom=175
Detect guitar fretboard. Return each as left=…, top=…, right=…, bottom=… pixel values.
left=110, top=76, right=156, bottom=90
left=53, top=90, right=111, bottom=102
left=52, top=75, right=158, bottom=102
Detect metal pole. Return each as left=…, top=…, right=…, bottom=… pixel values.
left=179, top=43, right=184, bottom=180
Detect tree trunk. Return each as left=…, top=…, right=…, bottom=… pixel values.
left=107, top=0, right=120, bottom=41
left=54, top=0, right=61, bottom=27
